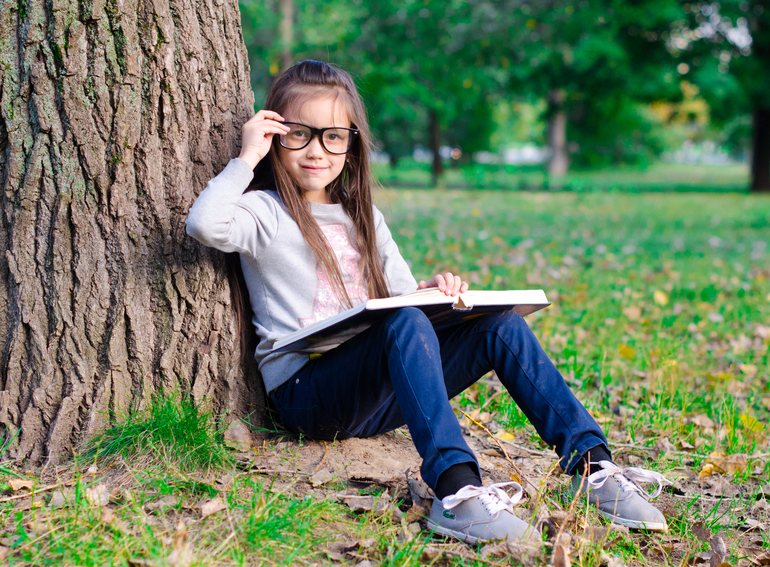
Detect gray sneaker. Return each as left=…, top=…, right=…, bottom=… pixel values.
left=571, top=460, right=670, bottom=532
left=426, top=482, right=540, bottom=545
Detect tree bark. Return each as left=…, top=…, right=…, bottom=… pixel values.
left=547, top=89, right=569, bottom=177
left=751, top=107, right=770, bottom=192
left=0, top=0, right=262, bottom=465
left=429, top=109, right=443, bottom=187
left=280, top=0, right=294, bottom=71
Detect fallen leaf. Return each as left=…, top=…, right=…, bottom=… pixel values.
left=200, top=497, right=227, bottom=518
left=167, top=518, right=191, bottom=567
left=495, top=431, right=517, bottom=442
left=699, top=463, right=724, bottom=479
left=506, top=540, right=544, bottom=564
left=8, top=478, right=34, bottom=492
left=740, top=414, right=765, bottom=435
left=338, top=493, right=375, bottom=512
left=407, top=478, right=432, bottom=508
left=740, top=364, right=758, bottom=377
left=49, top=489, right=73, bottom=508
left=404, top=503, right=427, bottom=523
left=691, top=414, right=716, bottom=429
left=707, top=452, right=748, bottom=475
left=85, top=484, right=110, bottom=507
left=654, top=290, right=669, bottom=306
left=373, top=490, right=392, bottom=513
left=709, top=535, right=727, bottom=567
left=700, top=475, right=740, bottom=497
left=420, top=545, right=443, bottom=561
left=223, top=420, right=252, bottom=451
left=691, top=522, right=712, bottom=543
left=743, top=551, right=770, bottom=566
left=623, top=306, right=641, bottom=321
left=146, top=495, right=181, bottom=510
left=309, top=468, right=335, bottom=487
left=215, top=474, right=234, bottom=490
left=600, top=551, right=626, bottom=567
left=582, top=525, right=608, bottom=544
left=0, top=545, right=8, bottom=561
left=618, top=344, right=636, bottom=359
left=654, top=437, right=676, bottom=459
left=480, top=542, right=509, bottom=559
left=25, top=518, right=49, bottom=536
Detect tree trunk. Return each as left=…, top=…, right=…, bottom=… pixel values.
left=547, top=89, right=569, bottom=177
left=280, top=0, right=294, bottom=71
left=751, top=106, right=770, bottom=192
left=0, top=0, right=263, bottom=465
left=429, top=109, right=443, bottom=187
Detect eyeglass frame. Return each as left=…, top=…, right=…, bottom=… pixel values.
left=278, top=122, right=360, bottom=155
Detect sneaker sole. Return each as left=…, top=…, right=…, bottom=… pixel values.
left=596, top=509, right=668, bottom=532
left=425, top=519, right=483, bottom=545
left=426, top=520, right=541, bottom=544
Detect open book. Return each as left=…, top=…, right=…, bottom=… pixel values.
left=272, top=288, right=550, bottom=353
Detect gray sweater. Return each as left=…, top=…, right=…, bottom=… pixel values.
left=186, top=158, right=417, bottom=392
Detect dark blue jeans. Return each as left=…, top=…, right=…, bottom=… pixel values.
left=271, top=308, right=608, bottom=490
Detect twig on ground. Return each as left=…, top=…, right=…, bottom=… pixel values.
left=312, top=442, right=329, bottom=475
left=250, top=468, right=310, bottom=478
left=459, top=410, right=540, bottom=494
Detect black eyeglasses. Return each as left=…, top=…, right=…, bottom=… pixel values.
left=279, top=122, right=359, bottom=155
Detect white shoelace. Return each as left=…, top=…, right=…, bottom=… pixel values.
left=441, top=481, right=524, bottom=515
left=585, top=460, right=671, bottom=500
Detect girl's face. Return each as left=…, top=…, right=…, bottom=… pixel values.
left=278, top=95, right=350, bottom=204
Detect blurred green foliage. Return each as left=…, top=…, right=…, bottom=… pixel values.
left=238, top=0, right=765, bottom=177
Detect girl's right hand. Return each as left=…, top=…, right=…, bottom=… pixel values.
left=238, top=110, right=291, bottom=169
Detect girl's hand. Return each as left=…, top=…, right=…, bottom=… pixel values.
left=238, top=110, right=291, bottom=169
left=417, top=272, right=469, bottom=297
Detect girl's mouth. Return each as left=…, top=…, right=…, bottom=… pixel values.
left=301, top=165, right=326, bottom=173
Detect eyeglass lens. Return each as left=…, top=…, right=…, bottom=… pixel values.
left=280, top=124, right=354, bottom=154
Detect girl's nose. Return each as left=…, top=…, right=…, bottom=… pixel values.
left=305, top=136, right=326, bottom=157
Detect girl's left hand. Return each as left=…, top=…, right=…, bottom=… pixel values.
left=418, top=272, right=469, bottom=296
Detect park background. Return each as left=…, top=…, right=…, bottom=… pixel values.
left=240, top=0, right=768, bottom=193
left=0, top=0, right=769, bottom=565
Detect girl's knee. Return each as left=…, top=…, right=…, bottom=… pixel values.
left=386, top=306, right=432, bottom=330
left=486, top=310, right=535, bottom=343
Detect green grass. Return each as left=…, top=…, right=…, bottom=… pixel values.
left=373, top=159, right=751, bottom=192
left=86, top=392, right=232, bottom=471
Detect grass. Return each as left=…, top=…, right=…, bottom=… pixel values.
left=2, top=186, right=769, bottom=566
left=373, top=159, right=751, bottom=193
left=85, top=392, right=233, bottom=471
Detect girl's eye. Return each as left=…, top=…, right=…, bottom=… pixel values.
left=290, top=130, right=309, bottom=139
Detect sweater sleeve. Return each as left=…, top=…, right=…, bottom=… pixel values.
left=186, top=159, right=279, bottom=257
left=373, top=206, right=418, bottom=297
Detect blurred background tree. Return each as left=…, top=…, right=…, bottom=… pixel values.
left=238, top=0, right=765, bottom=192
left=667, top=0, right=769, bottom=191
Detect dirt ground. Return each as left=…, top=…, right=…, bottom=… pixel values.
left=239, top=420, right=770, bottom=566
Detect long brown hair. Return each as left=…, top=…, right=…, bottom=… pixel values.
left=233, top=61, right=390, bottom=359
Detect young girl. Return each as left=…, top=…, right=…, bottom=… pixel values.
left=186, top=60, right=669, bottom=544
